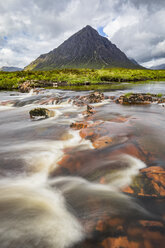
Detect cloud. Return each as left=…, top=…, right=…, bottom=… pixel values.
left=103, top=0, right=165, bottom=67
left=0, top=0, right=164, bottom=68
left=142, top=57, right=165, bottom=68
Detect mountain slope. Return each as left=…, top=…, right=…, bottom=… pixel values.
left=129, top=58, right=140, bottom=66
left=25, top=25, right=142, bottom=70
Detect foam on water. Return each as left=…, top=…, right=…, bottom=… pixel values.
left=0, top=129, right=93, bottom=181
left=91, top=99, right=111, bottom=107
left=0, top=129, right=93, bottom=248
left=0, top=182, right=84, bottom=248
left=0, top=89, right=153, bottom=247
left=101, top=154, right=146, bottom=188
left=0, top=105, right=15, bottom=111
left=0, top=152, right=149, bottom=248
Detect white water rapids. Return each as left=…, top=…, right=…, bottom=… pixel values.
left=0, top=89, right=152, bottom=248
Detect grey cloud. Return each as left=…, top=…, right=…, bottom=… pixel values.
left=129, top=0, right=165, bottom=9
left=104, top=0, right=165, bottom=66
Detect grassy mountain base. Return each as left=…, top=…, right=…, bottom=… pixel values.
left=0, top=68, right=165, bottom=90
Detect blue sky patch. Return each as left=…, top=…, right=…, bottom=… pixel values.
left=97, top=27, right=107, bottom=37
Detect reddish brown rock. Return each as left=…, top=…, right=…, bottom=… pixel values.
left=109, top=143, right=147, bottom=162
left=101, top=236, right=140, bottom=248
left=99, top=217, right=165, bottom=248
left=139, top=220, right=164, bottom=228
left=95, top=217, right=124, bottom=233
left=122, top=186, right=134, bottom=194
left=122, top=166, right=165, bottom=197
left=82, top=105, right=96, bottom=116
left=93, top=136, right=113, bottom=149
left=92, top=133, right=129, bottom=149
left=79, top=121, right=104, bottom=142
left=70, top=121, right=88, bottom=130
left=109, top=116, right=128, bottom=123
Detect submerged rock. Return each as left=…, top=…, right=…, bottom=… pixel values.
left=123, top=166, right=165, bottom=197
left=92, top=136, right=113, bottom=149
left=29, top=108, right=55, bottom=120
left=116, top=93, right=164, bottom=105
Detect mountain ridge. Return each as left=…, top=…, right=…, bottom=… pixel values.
left=0, top=66, right=23, bottom=72
left=150, top=64, right=165, bottom=70
left=25, top=25, right=142, bottom=71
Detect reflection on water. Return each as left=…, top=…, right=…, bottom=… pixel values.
left=0, top=81, right=165, bottom=247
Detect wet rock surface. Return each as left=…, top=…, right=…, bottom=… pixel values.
left=82, top=105, right=96, bottom=116
left=1, top=88, right=165, bottom=248
left=116, top=93, right=165, bottom=105
left=67, top=98, right=165, bottom=248
left=29, top=107, right=55, bottom=120
left=70, top=121, right=89, bottom=130
left=123, top=166, right=165, bottom=198
left=19, top=81, right=32, bottom=93
left=73, top=92, right=105, bottom=106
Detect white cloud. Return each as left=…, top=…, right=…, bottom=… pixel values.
left=142, top=58, right=165, bottom=68
left=154, top=40, right=165, bottom=55
left=104, top=5, right=139, bottom=38
left=103, top=3, right=165, bottom=66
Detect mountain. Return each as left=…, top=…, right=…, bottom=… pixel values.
left=150, top=64, right=165, bottom=70
left=25, top=25, right=142, bottom=70
left=0, top=66, right=23, bottom=72
left=129, top=58, right=140, bottom=66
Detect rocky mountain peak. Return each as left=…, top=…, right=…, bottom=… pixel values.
left=25, top=25, right=142, bottom=70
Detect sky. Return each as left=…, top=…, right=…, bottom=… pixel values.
left=0, top=0, right=165, bottom=68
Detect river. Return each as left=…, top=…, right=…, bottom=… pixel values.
left=0, top=81, right=165, bottom=248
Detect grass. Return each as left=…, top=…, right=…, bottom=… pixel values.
left=157, top=93, right=163, bottom=97
left=124, top=92, right=133, bottom=98
left=0, top=68, right=165, bottom=90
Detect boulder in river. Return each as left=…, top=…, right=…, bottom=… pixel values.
left=29, top=108, right=55, bottom=120
left=87, top=91, right=105, bottom=103
left=82, top=105, right=96, bottom=116
left=19, top=81, right=32, bottom=93
left=70, top=121, right=88, bottom=130
left=116, top=93, right=164, bottom=105
left=73, top=92, right=105, bottom=106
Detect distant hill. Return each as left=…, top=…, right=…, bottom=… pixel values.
left=25, top=25, right=142, bottom=71
left=150, top=64, right=165, bottom=70
left=0, top=66, right=23, bottom=72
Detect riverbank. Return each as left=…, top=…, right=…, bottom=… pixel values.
left=0, top=68, right=165, bottom=90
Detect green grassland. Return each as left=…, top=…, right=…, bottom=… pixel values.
left=0, top=68, right=165, bottom=90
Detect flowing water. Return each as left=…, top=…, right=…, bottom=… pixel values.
left=0, top=81, right=165, bottom=248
